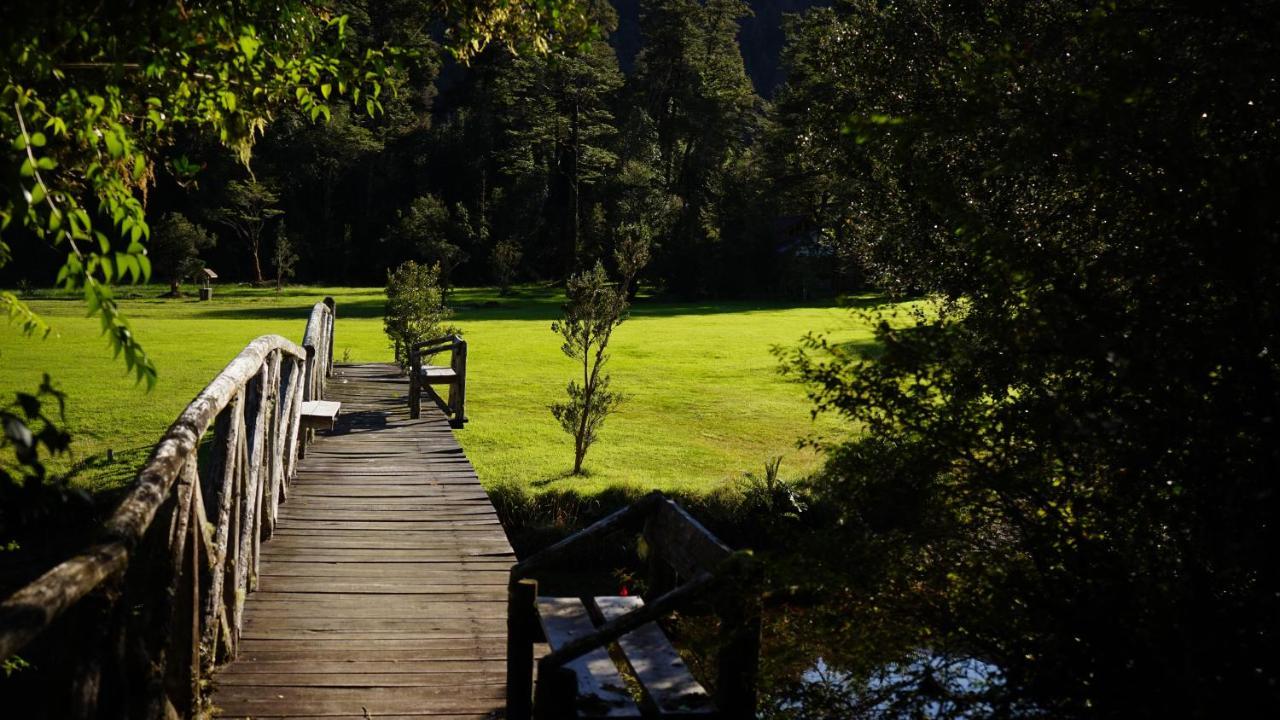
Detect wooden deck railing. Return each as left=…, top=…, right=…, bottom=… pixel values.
left=0, top=298, right=336, bottom=718
left=408, top=334, right=467, bottom=428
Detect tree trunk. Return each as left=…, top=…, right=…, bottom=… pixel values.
left=250, top=233, right=265, bottom=285
left=573, top=351, right=593, bottom=475
left=570, top=99, right=581, bottom=274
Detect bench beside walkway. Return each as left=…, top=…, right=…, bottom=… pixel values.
left=211, top=363, right=514, bottom=719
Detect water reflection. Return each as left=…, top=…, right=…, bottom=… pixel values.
left=768, top=651, right=1019, bottom=719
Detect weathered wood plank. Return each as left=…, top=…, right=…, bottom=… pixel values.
left=535, top=597, right=642, bottom=718
left=593, top=596, right=715, bottom=717
left=209, top=363, right=514, bottom=718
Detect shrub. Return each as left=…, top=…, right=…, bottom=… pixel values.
left=383, top=260, right=454, bottom=370
left=149, top=212, right=214, bottom=293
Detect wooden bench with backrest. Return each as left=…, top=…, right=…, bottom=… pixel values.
left=408, top=334, right=468, bottom=428
left=506, top=492, right=762, bottom=720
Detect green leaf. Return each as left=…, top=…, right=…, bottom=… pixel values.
left=29, top=132, right=46, bottom=147
left=104, top=131, right=123, bottom=157
left=321, top=83, right=332, bottom=99
left=238, top=35, right=261, bottom=61
left=0, top=292, right=52, bottom=338
left=19, top=158, right=34, bottom=178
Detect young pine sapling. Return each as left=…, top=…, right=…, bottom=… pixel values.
left=551, top=262, right=628, bottom=474
left=272, top=221, right=299, bottom=292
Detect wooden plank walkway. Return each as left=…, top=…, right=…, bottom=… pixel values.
left=211, top=363, right=514, bottom=719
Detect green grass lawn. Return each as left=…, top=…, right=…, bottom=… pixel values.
left=1, top=284, right=892, bottom=495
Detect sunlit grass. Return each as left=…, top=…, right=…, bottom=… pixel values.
left=1, top=283, right=896, bottom=495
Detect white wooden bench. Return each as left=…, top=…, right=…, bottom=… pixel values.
left=408, top=335, right=467, bottom=428
left=298, top=400, right=340, bottom=430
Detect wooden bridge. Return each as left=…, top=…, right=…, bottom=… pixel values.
left=0, top=296, right=761, bottom=719
left=210, top=362, right=511, bottom=718
left=0, top=299, right=512, bottom=718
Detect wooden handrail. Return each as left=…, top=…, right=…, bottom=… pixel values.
left=510, top=491, right=663, bottom=581
left=302, top=297, right=335, bottom=401
left=408, top=334, right=467, bottom=428
left=0, top=300, right=337, bottom=717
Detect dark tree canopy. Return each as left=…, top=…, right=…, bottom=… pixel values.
left=778, top=1, right=1280, bottom=716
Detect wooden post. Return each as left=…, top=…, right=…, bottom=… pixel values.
left=282, top=358, right=303, bottom=485
left=323, top=296, right=335, bottom=377
left=166, top=460, right=202, bottom=715
left=262, top=351, right=283, bottom=540
left=409, top=346, right=422, bottom=420
left=67, top=583, right=120, bottom=719
left=642, top=515, right=678, bottom=599
left=450, top=338, right=467, bottom=428
left=534, top=657, right=578, bottom=720
left=714, top=555, right=762, bottom=719
left=234, top=366, right=268, bottom=627
left=506, top=578, right=538, bottom=720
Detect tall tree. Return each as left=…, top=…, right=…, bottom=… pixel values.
left=490, top=1, right=623, bottom=275
left=211, top=179, right=283, bottom=285
left=383, top=195, right=466, bottom=290
left=631, top=0, right=760, bottom=294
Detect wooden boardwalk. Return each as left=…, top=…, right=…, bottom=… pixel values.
left=211, top=364, right=514, bottom=719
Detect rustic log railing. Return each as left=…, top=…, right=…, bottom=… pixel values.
left=408, top=334, right=467, bottom=428
left=0, top=298, right=336, bottom=718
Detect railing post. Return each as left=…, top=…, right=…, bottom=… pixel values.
left=172, top=460, right=203, bottom=715
left=714, top=555, right=763, bottom=719
left=533, top=657, right=577, bottom=720
left=202, top=393, right=243, bottom=664
left=506, top=577, right=538, bottom=720
left=282, top=357, right=304, bottom=486
left=409, top=346, right=422, bottom=420
left=450, top=337, right=467, bottom=428
left=261, top=351, right=283, bottom=540
left=303, top=345, right=318, bottom=403
left=323, top=296, right=336, bottom=377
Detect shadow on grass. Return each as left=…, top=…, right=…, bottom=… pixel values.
left=195, top=297, right=388, bottom=320
left=191, top=288, right=892, bottom=324
left=530, top=469, right=586, bottom=488
left=64, top=445, right=154, bottom=496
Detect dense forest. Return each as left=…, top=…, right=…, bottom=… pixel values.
left=5, top=0, right=844, bottom=298
left=3, top=0, right=1279, bottom=717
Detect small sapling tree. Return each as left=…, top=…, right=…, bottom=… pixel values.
left=272, top=221, right=299, bottom=292
left=613, top=221, right=652, bottom=297
left=491, top=237, right=523, bottom=295
left=383, top=260, right=454, bottom=370
left=551, top=262, right=627, bottom=474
